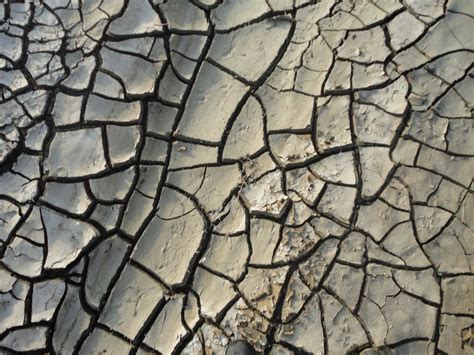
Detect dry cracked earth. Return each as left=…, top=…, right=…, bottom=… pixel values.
left=0, top=0, right=473, bottom=354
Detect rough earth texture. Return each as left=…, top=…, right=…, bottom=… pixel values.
left=0, top=0, right=473, bottom=354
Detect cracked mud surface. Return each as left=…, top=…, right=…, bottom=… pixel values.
left=0, top=0, right=473, bottom=354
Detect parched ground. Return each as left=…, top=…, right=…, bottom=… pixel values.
left=0, top=0, right=473, bottom=354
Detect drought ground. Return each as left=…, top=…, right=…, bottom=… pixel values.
left=0, top=0, right=473, bottom=354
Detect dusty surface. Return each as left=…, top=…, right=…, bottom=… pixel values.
left=0, top=0, right=473, bottom=354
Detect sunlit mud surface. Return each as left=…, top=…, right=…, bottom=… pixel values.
left=0, top=0, right=473, bottom=353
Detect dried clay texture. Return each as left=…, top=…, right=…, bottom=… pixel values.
left=0, top=0, right=473, bottom=354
